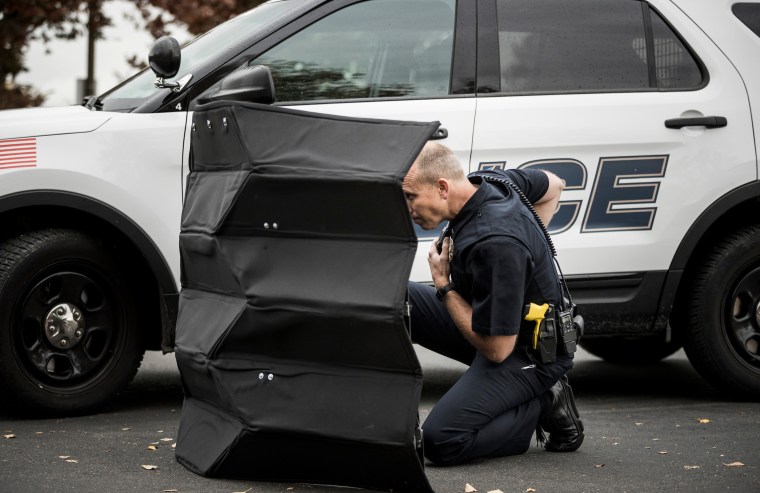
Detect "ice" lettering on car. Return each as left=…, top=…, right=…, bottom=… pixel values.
left=479, top=155, right=668, bottom=234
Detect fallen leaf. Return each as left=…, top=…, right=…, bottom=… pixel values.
left=172, top=443, right=177, bottom=449
left=658, top=451, right=669, bottom=455
left=487, top=490, right=505, bottom=493
left=150, top=441, right=160, bottom=445
left=147, top=445, right=157, bottom=451
left=3, top=434, right=15, bottom=439
left=698, top=418, right=711, bottom=424
left=141, top=464, right=158, bottom=470
left=65, top=459, right=78, bottom=463
left=465, top=484, right=477, bottom=493
left=684, top=465, right=700, bottom=470
left=160, top=438, right=173, bottom=442
left=59, top=456, right=70, bottom=459
left=723, top=462, right=745, bottom=467
left=594, top=464, right=605, bottom=468
left=122, top=427, right=131, bottom=431
left=526, top=489, right=537, bottom=493
left=635, top=422, right=644, bottom=426
left=35, top=432, right=44, bottom=435
left=232, top=489, right=252, bottom=493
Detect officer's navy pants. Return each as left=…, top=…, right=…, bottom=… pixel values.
left=408, top=282, right=573, bottom=466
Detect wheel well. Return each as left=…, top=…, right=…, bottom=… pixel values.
left=670, top=193, right=760, bottom=338
left=0, top=205, right=164, bottom=351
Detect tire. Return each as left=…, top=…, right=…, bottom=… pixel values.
left=0, top=229, right=144, bottom=415
left=580, top=336, right=681, bottom=364
left=683, top=225, right=760, bottom=399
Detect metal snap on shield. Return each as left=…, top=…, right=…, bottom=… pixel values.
left=267, top=374, right=273, bottom=381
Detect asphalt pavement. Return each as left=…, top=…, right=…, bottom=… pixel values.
left=1, top=347, right=758, bottom=493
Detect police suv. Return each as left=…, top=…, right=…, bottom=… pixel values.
left=1, top=0, right=759, bottom=414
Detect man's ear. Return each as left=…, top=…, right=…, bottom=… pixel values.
left=437, top=178, right=450, bottom=199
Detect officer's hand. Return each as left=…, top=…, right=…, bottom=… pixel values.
left=428, top=237, right=451, bottom=287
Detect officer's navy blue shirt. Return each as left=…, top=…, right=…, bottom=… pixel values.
left=447, top=168, right=562, bottom=337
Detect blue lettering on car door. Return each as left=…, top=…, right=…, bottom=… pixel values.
left=478, top=155, right=668, bottom=233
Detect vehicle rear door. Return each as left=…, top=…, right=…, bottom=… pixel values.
left=471, top=0, right=755, bottom=281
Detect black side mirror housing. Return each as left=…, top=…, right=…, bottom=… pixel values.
left=149, top=36, right=181, bottom=79
left=198, top=65, right=276, bottom=105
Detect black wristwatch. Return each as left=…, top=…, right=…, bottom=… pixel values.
left=435, top=282, right=456, bottom=302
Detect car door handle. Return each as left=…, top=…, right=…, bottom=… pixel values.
left=664, top=116, right=727, bottom=129
left=431, top=127, right=448, bottom=140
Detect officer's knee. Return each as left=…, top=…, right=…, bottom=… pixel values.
left=422, top=424, right=469, bottom=466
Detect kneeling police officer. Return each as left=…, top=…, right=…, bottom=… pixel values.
left=404, top=141, right=583, bottom=466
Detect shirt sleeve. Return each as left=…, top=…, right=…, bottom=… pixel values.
left=468, top=236, right=535, bottom=337
left=501, top=168, right=549, bottom=204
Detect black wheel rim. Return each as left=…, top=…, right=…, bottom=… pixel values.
left=12, top=263, right=124, bottom=392
left=725, top=265, right=760, bottom=369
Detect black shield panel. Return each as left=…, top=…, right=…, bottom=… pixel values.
left=175, top=101, right=437, bottom=492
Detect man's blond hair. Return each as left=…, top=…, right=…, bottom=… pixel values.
left=412, top=141, right=465, bottom=185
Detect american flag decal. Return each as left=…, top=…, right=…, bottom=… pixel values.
left=0, top=137, right=37, bottom=170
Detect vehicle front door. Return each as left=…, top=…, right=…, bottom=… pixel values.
left=248, top=0, right=477, bottom=281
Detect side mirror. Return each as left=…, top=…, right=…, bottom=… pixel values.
left=149, top=36, right=181, bottom=78
left=198, top=65, right=276, bottom=105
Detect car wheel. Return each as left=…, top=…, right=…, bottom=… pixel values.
left=0, top=229, right=144, bottom=415
left=580, top=336, right=682, bottom=364
left=683, top=225, right=760, bottom=399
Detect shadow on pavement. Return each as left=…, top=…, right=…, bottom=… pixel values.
left=420, top=352, right=727, bottom=404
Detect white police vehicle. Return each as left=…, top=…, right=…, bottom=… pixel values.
left=1, top=0, right=759, bottom=414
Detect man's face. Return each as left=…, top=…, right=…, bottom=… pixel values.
left=402, top=165, right=446, bottom=230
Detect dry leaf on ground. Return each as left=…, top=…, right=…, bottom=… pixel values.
left=487, top=490, right=505, bottom=493
left=658, top=451, right=669, bottom=455
left=147, top=445, right=157, bottom=451
left=465, top=484, right=477, bottom=492
left=3, top=434, right=15, bottom=439
left=594, top=464, right=605, bottom=468
left=698, top=418, right=711, bottom=424
left=723, top=462, right=745, bottom=467
left=141, top=464, right=158, bottom=470
left=65, top=459, right=78, bottom=463
left=684, top=465, right=701, bottom=470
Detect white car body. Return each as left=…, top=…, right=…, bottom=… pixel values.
left=1, top=0, right=759, bottom=413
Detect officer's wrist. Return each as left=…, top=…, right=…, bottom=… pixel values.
left=435, top=282, right=456, bottom=302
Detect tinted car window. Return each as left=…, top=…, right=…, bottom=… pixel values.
left=732, top=3, right=760, bottom=38
left=649, top=8, right=702, bottom=89
left=495, top=0, right=701, bottom=94
left=252, top=0, right=456, bottom=102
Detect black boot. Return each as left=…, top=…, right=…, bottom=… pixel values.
left=536, top=375, right=584, bottom=452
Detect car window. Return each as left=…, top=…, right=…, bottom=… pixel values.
left=649, top=7, right=702, bottom=89
left=494, top=0, right=701, bottom=94
left=100, top=0, right=294, bottom=112
left=732, top=3, right=760, bottom=38
left=252, top=0, right=456, bottom=102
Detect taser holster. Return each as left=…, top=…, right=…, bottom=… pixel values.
left=523, top=302, right=581, bottom=363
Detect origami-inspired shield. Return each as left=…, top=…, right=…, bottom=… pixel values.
left=174, top=101, right=437, bottom=492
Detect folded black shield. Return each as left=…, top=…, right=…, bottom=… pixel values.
left=175, top=101, right=438, bottom=492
